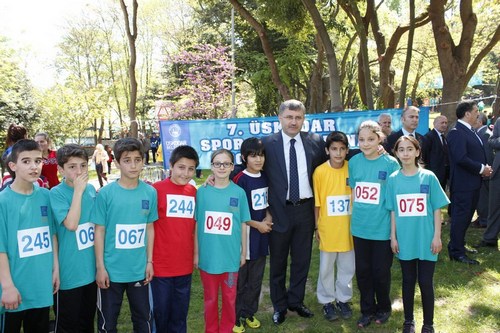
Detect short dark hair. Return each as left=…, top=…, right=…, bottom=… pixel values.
left=325, top=131, right=349, bottom=150
left=279, top=99, right=306, bottom=115
left=240, top=137, right=265, bottom=166
left=56, top=144, right=89, bottom=167
left=6, top=124, right=27, bottom=146
left=456, top=101, right=477, bottom=119
left=169, top=145, right=199, bottom=167
left=113, top=138, right=144, bottom=162
left=9, top=139, right=41, bottom=164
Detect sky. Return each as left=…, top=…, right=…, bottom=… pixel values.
left=0, top=0, right=92, bottom=88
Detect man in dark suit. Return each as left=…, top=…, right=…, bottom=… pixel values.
left=477, top=117, right=500, bottom=248
left=473, top=113, right=495, bottom=228
left=422, top=115, right=449, bottom=190
left=377, top=113, right=394, bottom=138
left=262, top=99, right=326, bottom=325
left=385, top=106, right=424, bottom=154
left=447, top=101, right=493, bottom=265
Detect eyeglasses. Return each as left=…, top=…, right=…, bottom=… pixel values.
left=211, top=162, right=234, bottom=169
left=281, top=115, right=304, bottom=121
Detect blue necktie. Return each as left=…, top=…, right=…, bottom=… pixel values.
left=289, top=138, right=300, bottom=204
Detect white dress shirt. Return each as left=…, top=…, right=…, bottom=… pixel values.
left=282, top=132, right=313, bottom=200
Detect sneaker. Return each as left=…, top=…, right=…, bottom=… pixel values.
left=245, top=316, right=261, bottom=329
left=403, top=320, right=415, bottom=333
left=233, top=319, right=245, bottom=333
left=336, top=301, right=353, bottom=319
left=357, top=314, right=373, bottom=328
left=421, top=324, right=435, bottom=333
left=322, top=302, right=339, bottom=321
left=375, top=311, right=391, bottom=324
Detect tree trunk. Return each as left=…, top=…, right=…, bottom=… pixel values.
left=229, top=0, right=291, bottom=101
left=301, top=0, right=343, bottom=111
left=367, top=0, right=430, bottom=108
left=429, top=0, right=500, bottom=123
left=356, top=52, right=368, bottom=107
left=308, top=34, right=325, bottom=113
left=119, top=0, right=139, bottom=138
left=399, top=0, right=416, bottom=108
left=339, top=0, right=373, bottom=109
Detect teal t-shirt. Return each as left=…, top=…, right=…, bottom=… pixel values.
left=348, top=153, right=400, bottom=240
left=93, top=181, right=158, bottom=283
left=0, top=186, right=55, bottom=312
left=196, top=182, right=251, bottom=274
left=50, top=181, right=96, bottom=290
left=386, top=168, right=450, bottom=261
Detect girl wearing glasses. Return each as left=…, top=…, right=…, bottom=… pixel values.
left=195, top=148, right=250, bottom=333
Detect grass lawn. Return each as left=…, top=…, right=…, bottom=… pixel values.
left=106, top=171, right=500, bottom=332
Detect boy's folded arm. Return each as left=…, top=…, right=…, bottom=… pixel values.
left=62, top=186, right=85, bottom=231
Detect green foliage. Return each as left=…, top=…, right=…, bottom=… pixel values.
left=35, top=85, right=97, bottom=146
left=0, top=37, right=38, bottom=150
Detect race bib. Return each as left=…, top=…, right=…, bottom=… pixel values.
left=204, top=211, right=233, bottom=236
left=17, top=226, right=52, bottom=258
left=166, top=194, right=195, bottom=218
left=76, top=222, right=95, bottom=250
left=115, top=224, right=146, bottom=249
left=397, top=193, right=427, bottom=217
left=326, top=195, right=351, bottom=216
left=354, top=182, right=380, bottom=205
left=251, top=187, right=269, bottom=211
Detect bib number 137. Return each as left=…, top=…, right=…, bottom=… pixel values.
left=327, top=195, right=351, bottom=216
left=204, top=211, right=233, bottom=236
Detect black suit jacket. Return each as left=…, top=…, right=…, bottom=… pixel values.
left=422, top=129, right=449, bottom=186
left=447, top=121, right=487, bottom=192
left=489, top=118, right=500, bottom=178
left=385, top=129, right=424, bottom=155
left=262, top=131, right=326, bottom=232
left=477, top=126, right=494, bottom=165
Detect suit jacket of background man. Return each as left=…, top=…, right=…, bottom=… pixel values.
left=385, top=129, right=424, bottom=155
left=489, top=118, right=500, bottom=179
left=447, top=121, right=487, bottom=192
left=477, top=125, right=494, bottom=166
left=262, top=131, right=326, bottom=233
left=422, top=129, right=448, bottom=185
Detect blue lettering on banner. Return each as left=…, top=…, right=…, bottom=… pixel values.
left=159, top=108, right=430, bottom=169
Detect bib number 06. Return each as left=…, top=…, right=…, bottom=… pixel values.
left=76, top=222, right=95, bottom=250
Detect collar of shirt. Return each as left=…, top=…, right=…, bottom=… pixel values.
left=280, top=131, right=312, bottom=199
left=457, top=119, right=473, bottom=130
left=402, top=128, right=416, bottom=137
left=281, top=131, right=303, bottom=146
left=433, top=128, right=444, bottom=136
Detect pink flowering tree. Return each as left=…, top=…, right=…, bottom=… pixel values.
left=165, top=44, right=235, bottom=120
